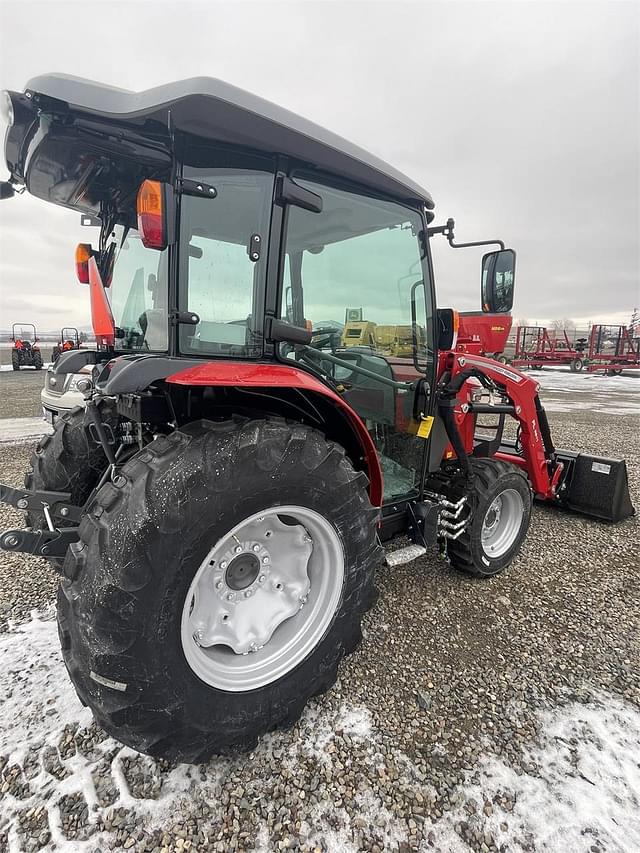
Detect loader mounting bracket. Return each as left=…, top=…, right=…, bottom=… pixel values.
left=0, top=483, right=82, bottom=524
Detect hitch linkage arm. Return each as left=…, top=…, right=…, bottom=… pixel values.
left=0, top=483, right=82, bottom=558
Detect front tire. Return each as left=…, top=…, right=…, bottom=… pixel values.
left=11, top=350, right=19, bottom=370
left=445, top=458, right=532, bottom=577
left=59, top=419, right=380, bottom=763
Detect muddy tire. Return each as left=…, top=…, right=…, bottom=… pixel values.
left=33, top=350, right=43, bottom=370
left=11, top=350, right=19, bottom=370
left=444, top=458, right=532, bottom=578
left=58, top=418, right=381, bottom=763
left=25, top=402, right=118, bottom=570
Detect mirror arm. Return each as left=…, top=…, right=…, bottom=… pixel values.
left=427, top=217, right=505, bottom=250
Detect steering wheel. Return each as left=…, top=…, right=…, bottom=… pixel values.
left=309, top=327, right=341, bottom=354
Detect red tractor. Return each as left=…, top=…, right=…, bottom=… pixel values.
left=51, top=326, right=80, bottom=363
left=10, top=323, right=43, bottom=370
left=0, top=77, right=634, bottom=763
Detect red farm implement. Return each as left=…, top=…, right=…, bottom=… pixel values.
left=587, top=324, right=640, bottom=374
left=456, top=312, right=512, bottom=362
left=512, top=325, right=588, bottom=372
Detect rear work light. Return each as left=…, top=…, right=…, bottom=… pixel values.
left=75, top=243, right=92, bottom=284
left=137, top=180, right=167, bottom=250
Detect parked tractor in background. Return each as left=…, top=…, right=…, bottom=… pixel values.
left=10, top=323, right=43, bottom=370
left=0, top=76, right=634, bottom=763
left=52, top=327, right=80, bottom=363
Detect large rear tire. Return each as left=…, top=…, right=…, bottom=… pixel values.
left=11, top=350, right=19, bottom=371
left=25, top=402, right=118, bottom=570
left=444, top=458, right=532, bottom=578
left=33, top=350, right=43, bottom=370
left=58, top=418, right=381, bottom=763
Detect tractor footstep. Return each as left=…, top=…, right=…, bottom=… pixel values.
left=385, top=544, right=427, bottom=568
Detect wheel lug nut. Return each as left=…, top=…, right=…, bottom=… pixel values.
left=262, top=557, right=269, bottom=564
left=252, top=544, right=260, bottom=552
left=216, top=581, right=223, bottom=590
left=220, top=561, right=227, bottom=569
left=227, top=592, right=235, bottom=601
left=259, top=575, right=266, bottom=583
left=244, top=589, right=253, bottom=598
left=235, top=546, right=242, bottom=554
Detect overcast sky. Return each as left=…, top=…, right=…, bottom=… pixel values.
left=0, top=0, right=638, bottom=332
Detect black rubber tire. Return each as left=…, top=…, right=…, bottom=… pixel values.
left=570, top=358, right=583, bottom=373
left=11, top=350, right=19, bottom=371
left=52, top=347, right=60, bottom=364
left=33, top=350, right=43, bottom=370
left=443, top=458, right=532, bottom=578
left=25, top=402, right=118, bottom=570
left=58, top=418, right=381, bottom=763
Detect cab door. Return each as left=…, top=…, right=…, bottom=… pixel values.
left=279, top=177, right=435, bottom=503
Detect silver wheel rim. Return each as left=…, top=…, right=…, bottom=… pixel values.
left=480, top=488, right=524, bottom=558
left=180, top=506, right=344, bottom=692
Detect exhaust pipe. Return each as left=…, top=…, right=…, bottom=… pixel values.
left=554, top=449, right=635, bottom=522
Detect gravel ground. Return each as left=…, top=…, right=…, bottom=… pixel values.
left=0, top=380, right=638, bottom=852
left=0, top=372, right=47, bottom=419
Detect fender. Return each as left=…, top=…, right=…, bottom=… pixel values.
left=167, top=361, right=384, bottom=506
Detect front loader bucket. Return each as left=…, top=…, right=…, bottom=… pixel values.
left=554, top=450, right=635, bottom=522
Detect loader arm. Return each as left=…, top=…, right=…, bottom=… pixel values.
left=442, top=352, right=634, bottom=522
left=443, top=352, right=558, bottom=498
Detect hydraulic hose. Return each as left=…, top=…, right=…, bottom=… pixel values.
left=534, top=395, right=555, bottom=457
left=438, top=398, right=474, bottom=481
left=436, top=368, right=490, bottom=481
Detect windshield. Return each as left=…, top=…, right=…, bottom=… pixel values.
left=107, top=227, right=169, bottom=351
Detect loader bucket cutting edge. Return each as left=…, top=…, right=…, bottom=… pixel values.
left=554, top=449, right=635, bottom=523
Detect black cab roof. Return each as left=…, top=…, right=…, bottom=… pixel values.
left=18, top=74, right=434, bottom=209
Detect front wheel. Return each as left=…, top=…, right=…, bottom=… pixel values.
left=445, top=458, right=532, bottom=577
left=59, top=419, right=380, bottom=762
left=11, top=350, right=19, bottom=370
left=570, top=357, right=584, bottom=372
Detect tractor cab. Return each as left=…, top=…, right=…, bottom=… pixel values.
left=0, top=76, right=633, bottom=764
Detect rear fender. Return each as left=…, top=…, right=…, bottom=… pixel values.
left=166, top=361, right=383, bottom=506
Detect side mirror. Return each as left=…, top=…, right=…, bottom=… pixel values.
left=481, top=249, right=516, bottom=313
left=436, top=308, right=459, bottom=351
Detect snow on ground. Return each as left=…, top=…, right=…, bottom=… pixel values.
left=448, top=696, right=640, bottom=852
left=1, top=614, right=639, bottom=852
left=529, top=368, right=639, bottom=415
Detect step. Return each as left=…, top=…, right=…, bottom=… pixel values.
left=385, top=544, right=427, bottom=568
